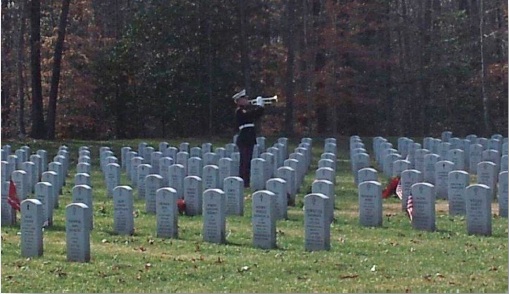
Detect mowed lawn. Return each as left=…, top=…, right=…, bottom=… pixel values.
left=1, top=137, right=507, bottom=293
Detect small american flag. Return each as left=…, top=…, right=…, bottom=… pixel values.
left=406, top=195, right=414, bottom=221
left=395, top=180, right=403, bottom=200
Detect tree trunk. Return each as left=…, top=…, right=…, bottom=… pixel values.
left=479, top=0, right=491, bottom=135
left=239, top=0, right=251, bottom=94
left=29, top=0, right=46, bottom=139
left=284, top=0, right=296, bottom=137
left=46, top=0, right=71, bottom=140
left=17, top=0, right=27, bottom=137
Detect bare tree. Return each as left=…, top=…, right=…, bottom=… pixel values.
left=284, top=0, right=296, bottom=136
left=17, top=0, right=27, bottom=137
left=46, top=0, right=72, bottom=139
left=29, top=0, right=46, bottom=138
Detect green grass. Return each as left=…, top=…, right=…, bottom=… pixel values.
left=1, top=137, right=507, bottom=293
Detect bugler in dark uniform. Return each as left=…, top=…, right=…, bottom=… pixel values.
left=233, top=89, right=265, bottom=187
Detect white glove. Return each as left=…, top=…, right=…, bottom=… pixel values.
left=256, top=96, right=264, bottom=107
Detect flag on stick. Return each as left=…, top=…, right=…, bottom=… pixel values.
left=7, top=180, right=21, bottom=211
left=406, top=195, right=414, bottom=221
left=395, top=180, right=403, bottom=200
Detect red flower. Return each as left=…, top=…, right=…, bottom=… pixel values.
left=177, top=199, right=186, bottom=215
left=382, top=177, right=400, bottom=199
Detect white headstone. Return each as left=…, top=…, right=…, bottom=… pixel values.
left=77, top=162, right=91, bottom=175
left=498, top=171, right=508, bottom=218
left=150, top=151, right=163, bottom=174
left=392, top=159, right=410, bottom=178
left=203, top=164, right=220, bottom=190
left=477, top=161, right=497, bottom=200
left=261, top=152, right=275, bottom=180
left=121, top=146, right=132, bottom=169
left=315, top=167, right=335, bottom=185
left=201, top=143, right=213, bottom=156
left=130, top=157, right=143, bottom=186
left=202, top=189, right=226, bottom=244
left=224, top=176, right=244, bottom=216
left=159, top=157, right=174, bottom=184
left=414, top=148, right=430, bottom=173
left=250, top=158, right=266, bottom=191
left=284, top=159, right=300, bottom=191
left=7, top=155, right=18, bottom=178
left=30, top=154, right=42, bottom=182
left=137, top=164, right=152, bottom=199
left=179, top=142, right=190, bottom=153
left=190, top=147, right=202, bottom=158
left=352, top=153, right=370, bottom=184
left=203, top=152, right=219, bottom=167
left=75, top=172, right=91, bottom=188
left=312, top=179, right=335, bottom=223
left=252, top=190, right=277, bottom=249
left=218, top=157, right=234, bottom=189
left=164, top=146, right=178, bottom=160
left=176, top=152, right=189, bottom=175
left=266, top=178, right=287, bottom=220
left=447, top=149, right=465, bottom=171
left=324, top=142, right=337, bottom=155
left=168, top=164, right=185, bottom=199
left=11, top=170, right=28, bottom=201
left=145, top=174, right=163, bottom=214
left=21, top=161, right=35, bottom=193
left=156, top=187, right=179, bottom=238
left=423, top=153, right=440, bottom=184
left=500, top=155, right=508, bottom=172
left=49, top=160, right=64, bottom=191
left=159, top=142, right=169, bottom=152
left=1, top=181, right=16, bottom=226
left=256, top=137, right=266, bottom=152
left=304, top=193, right=330, bottom=251
left=447, top=171, right=469, bottom=216
left=410, top=183, right=436, bottom=232
left=21, top=199, right=44, bottom=257
left=104, top=163, right=120, bottom=197
left=435, top=160, right=454, bottom=199
left=113, top=186, right=135, bottom=235
left=357, top=167, right=378, bottom=184
left=66, top=203, right=91, bottom=262
left=400, top=169, right=423, bottom=211
left=358, top=181, right=383, bottom=227
left=187, top=157, right=203, bottom=177
left=277, top=166, right=296, bottom=205
left=41, top=171, right=59, bottom=208
left=469, top=144, right=483, bottom=174
left=35, top=182, right=53, bottom=227
left=184, top=176, right=203, bottom=216
left=465, top=184, right=492, bottom=236
left=72, top=184, right=93, bottom=230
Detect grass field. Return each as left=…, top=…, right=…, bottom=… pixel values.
left=1, top=137, right=507, bottom=293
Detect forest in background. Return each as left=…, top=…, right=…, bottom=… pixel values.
left=1, top=0, right=507, bottom=140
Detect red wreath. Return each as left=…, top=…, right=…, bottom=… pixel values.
left=177, top=199, right=186, bottom=215
left=382, top=177, right=400, bottom=199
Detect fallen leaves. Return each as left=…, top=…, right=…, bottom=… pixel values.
left=340, top=274, right=359, bottom=279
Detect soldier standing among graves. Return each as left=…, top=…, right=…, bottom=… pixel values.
left=232, top=89, right=265, bottom=187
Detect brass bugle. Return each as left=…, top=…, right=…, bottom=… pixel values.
left=249, top=95, right=278, bottom=105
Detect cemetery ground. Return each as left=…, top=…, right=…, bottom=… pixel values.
left=1, top=137, right=507, bottom=293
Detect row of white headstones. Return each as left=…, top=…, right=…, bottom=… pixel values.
left=352, top=131, right=508, bottom=235
left=1, top=136, right=341, bottom=262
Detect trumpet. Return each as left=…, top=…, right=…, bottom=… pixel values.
left=249, top=95, right=278, bottom=105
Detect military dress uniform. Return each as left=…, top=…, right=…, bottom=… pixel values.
left=232, top=89, right=264, bottom=187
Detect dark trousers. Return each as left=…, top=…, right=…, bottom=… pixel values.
left=238, top=144, right=254, bottom=187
